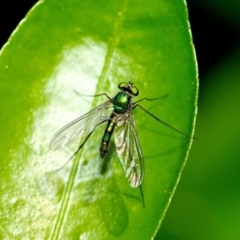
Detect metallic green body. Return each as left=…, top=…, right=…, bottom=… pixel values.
left=100, top=92, right=131, bottom=158
left=113, top=92, right=130, bottom=113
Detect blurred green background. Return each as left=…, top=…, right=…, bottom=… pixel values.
left=1, top=0, right=239, bottom=239
left=156, top=1, right=240, bottom=239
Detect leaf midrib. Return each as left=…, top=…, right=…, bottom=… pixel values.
left=50, top=0, right=129, bottom=239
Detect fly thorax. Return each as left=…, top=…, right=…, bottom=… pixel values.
left=113, top=92, right=131, bottom=113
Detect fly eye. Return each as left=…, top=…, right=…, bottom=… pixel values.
left=118, top=82, right=128, bottom=90
left=131, top=86, right=139, bottom=96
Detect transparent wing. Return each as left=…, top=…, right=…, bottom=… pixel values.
left=50, top=100, right=112, bottom=150
left=114, top=111, right=144, bottom=188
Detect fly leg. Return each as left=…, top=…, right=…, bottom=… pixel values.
left=73, top=91, right=112, bottom=99
left=139, top=185, right=145, bottom=208
left=132, top=93, right=169, bottom=105
left=132, top=102, right=195, bottom=139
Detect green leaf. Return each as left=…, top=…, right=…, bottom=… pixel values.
left=0, top=0, right=197, bottom=239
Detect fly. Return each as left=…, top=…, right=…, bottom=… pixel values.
left=50, top=82, right=193, bottom=204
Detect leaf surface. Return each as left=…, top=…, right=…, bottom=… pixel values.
left=0, top=0, right=198, bottom=239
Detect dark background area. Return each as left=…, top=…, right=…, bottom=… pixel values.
left=0, top=1, right=238, bottom=79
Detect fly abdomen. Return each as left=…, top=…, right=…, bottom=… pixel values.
left=100, top=141, right=108, bottom=158
left=99, top=112, right=117, bottom=158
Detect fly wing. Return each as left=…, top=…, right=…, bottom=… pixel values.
left=114, top=111, right=144, bottom=188
left=50, top=100, right=112, bottom=150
